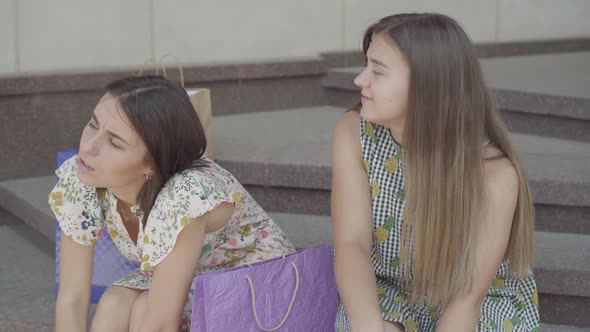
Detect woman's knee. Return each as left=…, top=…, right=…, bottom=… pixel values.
left=90, top=286, right=141, bottom=332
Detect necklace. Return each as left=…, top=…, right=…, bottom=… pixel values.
left=118, top=202, right=131, bottom=224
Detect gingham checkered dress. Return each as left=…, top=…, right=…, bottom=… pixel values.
left=335, top=119, right=540, bottom=332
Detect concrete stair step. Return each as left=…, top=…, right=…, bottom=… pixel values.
left=0, top=209, right=91, bottom=331
left=0, top=107, right=588, bottom=235
left=209, top=106, right=590, bottom=234
left=3, top=121, right=587, bottom=240
left=0, top=320, right=53, bottom=332
left=0, top=210, right=55, bottom=330
left=543, top=326, right=590, bottom=332
left=321, top=52, right=590, bottom=142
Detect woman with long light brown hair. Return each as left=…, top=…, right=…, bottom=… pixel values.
left=331, top=13, right=540, bottom=331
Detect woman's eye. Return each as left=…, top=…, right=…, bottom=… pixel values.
left=372, top=70, right=382, bottom=76
left=88, top=122, right=98, bottom=129
left=110, top=140, right=122, bottom=149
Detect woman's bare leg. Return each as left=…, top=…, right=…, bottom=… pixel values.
left=89, top=286, right=142, bottom=332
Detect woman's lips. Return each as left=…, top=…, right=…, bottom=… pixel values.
left=78, top=157, right=95, bottom=172
left=361, top=95, right=373, bottom=102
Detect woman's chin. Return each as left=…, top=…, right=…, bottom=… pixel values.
left=77, top=170, right=100, bottom=188
left=360, top=107, right=382, bottom=124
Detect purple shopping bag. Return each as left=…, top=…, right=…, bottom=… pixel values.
left=55, top=150, right=139, bottom=303
left=191, top=245, right=338, bottom=332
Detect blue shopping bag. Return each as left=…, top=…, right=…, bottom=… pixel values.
left=55, top=150, right=140, bottom=303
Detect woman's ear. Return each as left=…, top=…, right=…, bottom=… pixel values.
left=142, top=161, right=155, bottom=180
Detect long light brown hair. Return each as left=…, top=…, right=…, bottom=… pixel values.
left=361, top=13, right=534, bottom=306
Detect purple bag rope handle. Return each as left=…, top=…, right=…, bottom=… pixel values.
left=245, top=261, right=300, bottom=332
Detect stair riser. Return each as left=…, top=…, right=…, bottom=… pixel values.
left=323, top=89, right=590, bottom=142
left=540, top=294, right=590, bottom=327
left=500, top=110, right=590, bottom=143
left=0, top=76, right=327, bottom=181
left=246, top=186, right=590, bottom=235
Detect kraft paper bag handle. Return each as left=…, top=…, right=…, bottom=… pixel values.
left=245, top=261, right=300, bottom=332
left=138, top=57, right=161, bottom=76
left=158, top=54, right=185, bottom=88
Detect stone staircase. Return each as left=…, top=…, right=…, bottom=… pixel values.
left=322, top=52, right=590, bottom=143
left=0, top=49, right=589, bottom=330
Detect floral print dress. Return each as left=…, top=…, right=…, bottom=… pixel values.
left=49, top=155, right=295, bottom=331
left=334, top=119, right=541, bottom=332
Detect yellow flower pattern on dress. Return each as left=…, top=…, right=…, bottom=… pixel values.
left=429, top=308, right=440, bottom=320
left=531, top=287, right=539, bottom=305
left=231, top=191, right=244, bottom=204
left=48, top=192, right=64, bottom=217
left=375, top=215, right=396, bottom=244
left=180, top=216, right=191, bottom=227
left=494, top=277, right=506, bottom=288
left=362, top=159, right=371, bottom=173
left=371, top=180, right=381, bottom=198
left=365, top=121, right=376, bottom=141
left=239, top=224, right=251, bottom=238
left=405, top=318, right=418, bottom=332
left=503, top=315, right=521, bottom=332
left=385, top=312, right=401, bottom=319
left=50, top=192, right=64, bottom=201
left=502, top=319, right=514, bottom=332
left=109, top=228, right=119, bottom=239
left=50, top=192, right=64, bottom=206
left=384, top=152, right=401, bottom=173
left=97, top=188, right=106, bottom=200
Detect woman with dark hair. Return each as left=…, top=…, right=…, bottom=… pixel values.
left=331, top=14, right=540, bottom=331
left=49, top=76, right=295, bottom=332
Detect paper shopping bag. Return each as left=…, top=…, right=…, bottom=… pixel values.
left=191, top=245, right=338, bottom=331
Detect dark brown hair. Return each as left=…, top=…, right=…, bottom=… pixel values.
left=106, top=75, right=208, bottom=227
left=360, top=13, right=534, bottom=306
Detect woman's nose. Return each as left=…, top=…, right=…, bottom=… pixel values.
left=354, top=69, right=370, bottom=89
left=80, top=134, right=99, bottom=157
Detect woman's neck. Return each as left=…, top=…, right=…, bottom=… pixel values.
left=110, top=186, right=140, bottom=208
left=386, top=120, right=405, bottom=147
